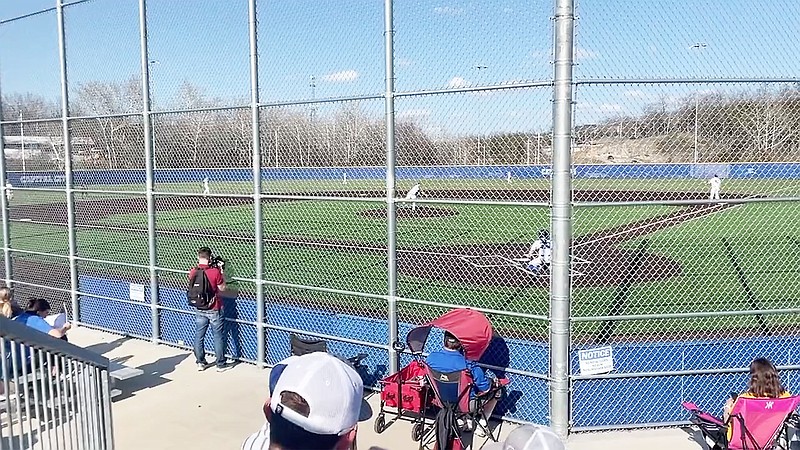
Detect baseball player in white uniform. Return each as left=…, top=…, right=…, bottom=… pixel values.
left=506, top=171, right=512, bottom=184
left=342, top=172, right=348, bottom=185
left=202, top=177, right=210, bottom=196
left=404, top=182, right=422, bottom=211
left=708, top=174, right=721, bottom=201
left=525, top=229, right=552, bottom=274
left=4, top=181, right=12, bottom=202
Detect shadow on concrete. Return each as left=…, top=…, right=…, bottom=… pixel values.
left=113, top=354, right=189, bottom=401
left=680, top=425, right=709, bottom=449
left=83, top=336, right=130, bottom=356
left=359, top=398, right=374, bottom=422
left=109, top=355, right=134, bottom=366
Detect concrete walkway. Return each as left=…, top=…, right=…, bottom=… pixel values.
left=67, top=327, right=705, bottom=450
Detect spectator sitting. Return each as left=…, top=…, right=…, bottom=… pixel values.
left=481, top=424, right=565, bottom=450
left=241, top=352, right=364, bottom=450
left=723, top=357, right=790, bottom=424
left=15, top=298, right=71, bottom=340
left=0, top=287, right=22, bottom=319
left=426, top=331, right=502, bottom=434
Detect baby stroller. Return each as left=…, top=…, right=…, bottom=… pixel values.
left=373, top=350, right=432, bottom=442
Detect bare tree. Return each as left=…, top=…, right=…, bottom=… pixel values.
left=72, top=77, right=143, bottom=168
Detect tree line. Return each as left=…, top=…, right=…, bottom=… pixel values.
left=576, top=84, right=800, bottom=163
left=3, top=79, right=799, bottom=170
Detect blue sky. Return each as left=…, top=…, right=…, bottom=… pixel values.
left=1, top=0, right=799, bottom=133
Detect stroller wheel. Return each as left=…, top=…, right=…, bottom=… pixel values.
left=374, top=414, right=386, bottom=434
left=411, top=422, right=424, bottom=442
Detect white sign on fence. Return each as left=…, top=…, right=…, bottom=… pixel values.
left=578, top=346, right=614, bottom=376
left=129, top=283, right=145, bottom=302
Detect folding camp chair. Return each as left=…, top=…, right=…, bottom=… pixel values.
left=419, top=365, right=499, bottom=450
left=683, top=395, right=800, bottom=450
left=289, top=334, right=368, bottom=372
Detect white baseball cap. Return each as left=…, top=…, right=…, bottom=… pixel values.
left=481, top=425, right=566, bottom=450
left=269, top=352, right=364, bottom=436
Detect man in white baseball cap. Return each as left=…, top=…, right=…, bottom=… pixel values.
left=241, top=352, right=364, bottom=450
left=481, top=424, right=566, bottom=450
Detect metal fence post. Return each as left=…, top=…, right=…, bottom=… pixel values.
left=56, top=0, right=80, bottom=324
left=383, top=0, right=398, bottom=374
left=248, top=0, right=266, bottom=368
left=0, top=78, right=12, bottom=287
left=139, top=0, right=160, bottom=343
left=550, top=0, right=575, bottom=439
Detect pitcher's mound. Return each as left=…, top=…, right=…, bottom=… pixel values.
left=359, top=206, right=458, bottom=219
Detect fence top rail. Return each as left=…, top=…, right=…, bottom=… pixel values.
left=0, top=316, right=109, bottom=368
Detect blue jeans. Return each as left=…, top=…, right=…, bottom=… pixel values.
left=194, top=309, right=226, bottom=367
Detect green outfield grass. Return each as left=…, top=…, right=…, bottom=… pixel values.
left=7, top=177, right=800, bottom=340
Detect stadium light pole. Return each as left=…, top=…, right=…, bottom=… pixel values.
left=690, top=42, right=707, bottom=165
left=475, top=65, right=488, bottom=165
left=18, top=111, right=26, bottom=173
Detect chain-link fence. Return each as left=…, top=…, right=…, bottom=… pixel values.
left=2, top=0, right=800, bottom=438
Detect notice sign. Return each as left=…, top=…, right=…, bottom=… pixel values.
left=578, top=346, right=614, bottom=376
left=129, top=283, right=145, bottom=302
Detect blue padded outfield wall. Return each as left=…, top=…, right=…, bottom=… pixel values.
left=10, top=162, right=800, bottom=187
left=77, top=274, right=800, bottom=428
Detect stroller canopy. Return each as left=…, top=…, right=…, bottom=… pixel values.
left=406, top=308, right=493, bottom=361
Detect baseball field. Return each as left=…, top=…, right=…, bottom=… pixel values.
left=6, top=175, right=800, bottom=343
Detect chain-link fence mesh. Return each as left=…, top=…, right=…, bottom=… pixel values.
left=569, top=0, right=800, bottom=431
left=2, top=0, right=800, bottom=435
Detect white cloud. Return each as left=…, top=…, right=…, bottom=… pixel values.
left=433, top=6, right=464, bottom=15
left=322, top=70, right=359, bottom=83
left=447, top=76, right=469, bottom=88
left=503, top=7, right=513, bottom=13
left=397, top=58, right=413, bottom=67
left=574, top=47, right=598, bottom=60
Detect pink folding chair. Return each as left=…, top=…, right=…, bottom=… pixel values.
left=683, top=396, right=800, bottom=449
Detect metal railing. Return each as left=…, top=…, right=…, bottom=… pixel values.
left=0, top=316, right=113, bottom=450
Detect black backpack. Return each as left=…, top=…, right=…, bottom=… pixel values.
left=187, top=267, right=215, bottom=310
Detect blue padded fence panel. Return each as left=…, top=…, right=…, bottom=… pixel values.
left=10, top=163, right=800, bottom=187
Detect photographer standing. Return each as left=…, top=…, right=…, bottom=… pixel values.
left=188, top=246, right=229, bottom=372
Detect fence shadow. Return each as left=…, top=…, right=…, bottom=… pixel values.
left=221, top=292, right=243, bottom=360
left=113, top=354, right=189, bottom=401
left=480, top=335, right=525, bottom=417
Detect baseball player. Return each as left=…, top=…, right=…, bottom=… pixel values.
left=708, top=174, right=721, bottom=201
left=404, top=182, right=422, bottom=211
left=525, top=229, right=552, bottom=274
left=506, top=171, right=512, bottom=184
left=202, top=177, right=210, bottom=196
left=342, top=171, right=348, bottom=185
left=4, top=181, right=12, bottom=202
